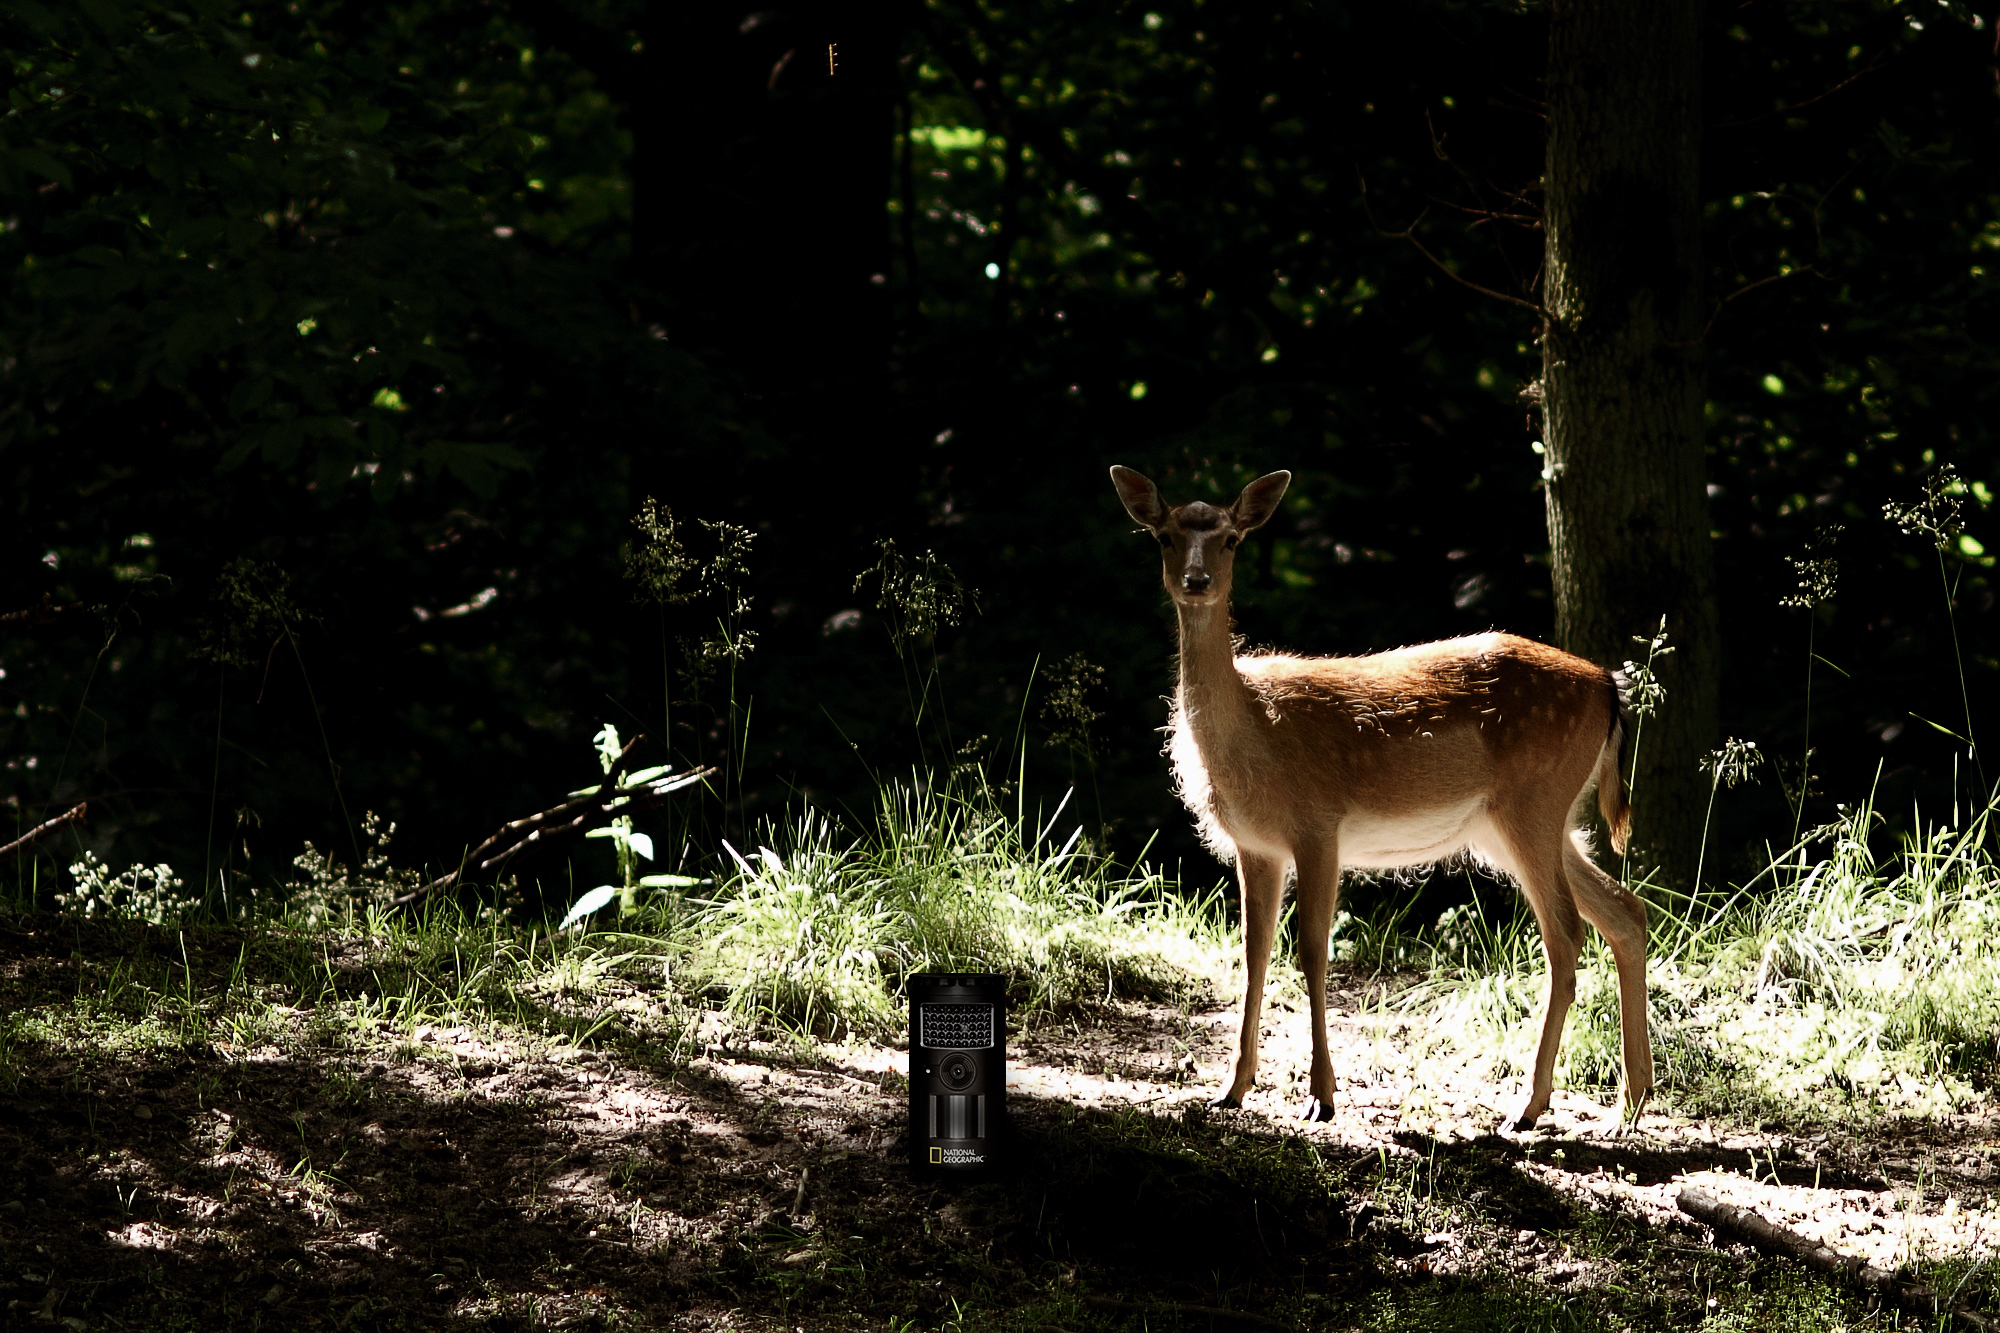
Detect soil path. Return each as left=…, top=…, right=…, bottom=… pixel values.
left=5, top=931, right=1999, bottom=1330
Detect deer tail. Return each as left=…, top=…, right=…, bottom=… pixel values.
left=1597, top=673, right=1632, bottom=855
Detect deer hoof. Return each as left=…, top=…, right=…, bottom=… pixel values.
left=1299, top=1097, right=1336, bottom=1123
left=1208, top=1093, right=1243, bottom=1111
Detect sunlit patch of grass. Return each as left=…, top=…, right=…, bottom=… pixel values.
left=685, top=775, right=1234, bottom=1039
left=0, top=898, right=711, bottom=1087
left=1400, top=783, right=2000, bottom=1123
left=1344, top=1281, right=1608, bottom=1333
left=1697, top=1266, right=1862, bottom=1332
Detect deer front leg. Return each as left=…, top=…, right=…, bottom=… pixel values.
left=1292, top=842, right=1343, bottom=1122
left=1215, top=849, right=1286, bottom=1109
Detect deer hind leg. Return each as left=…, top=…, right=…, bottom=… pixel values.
left=1564, top=832, right=1654, bottom=1119
left=1292, top=841, right=1343, bottom=1122
left=1495, top=824, right=1585, bottom=1131
left=1216, top=848, right=1286, bottom=1109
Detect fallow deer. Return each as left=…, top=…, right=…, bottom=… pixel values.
left=1110, top=466, right=1652, bottom=1129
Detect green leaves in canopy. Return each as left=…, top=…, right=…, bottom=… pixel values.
left=0, top=0, right=556, bottom=502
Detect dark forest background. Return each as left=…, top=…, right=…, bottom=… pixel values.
left=3, top=0, right=1997, bottom=910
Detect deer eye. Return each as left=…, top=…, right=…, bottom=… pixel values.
left=1224, top=536, right=1239, bottom=550
left=1158, top=534, right=1174, bottom=549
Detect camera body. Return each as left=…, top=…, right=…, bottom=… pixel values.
left=908, top=973, right=1006, bottom=1174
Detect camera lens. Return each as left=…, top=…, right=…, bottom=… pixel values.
left=939, top=1054, right=975, bottom=1090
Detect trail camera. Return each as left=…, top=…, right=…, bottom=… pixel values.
left=909, top=973, right=1006, bottom=1174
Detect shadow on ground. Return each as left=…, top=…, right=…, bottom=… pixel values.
left=0, top=915, right=1900, bottom=1331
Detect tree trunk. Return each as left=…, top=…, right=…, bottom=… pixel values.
left=1542, top=0, right=1719, bottom=886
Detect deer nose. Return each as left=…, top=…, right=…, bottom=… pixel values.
left=1182, top=571, right=1212, bottom=593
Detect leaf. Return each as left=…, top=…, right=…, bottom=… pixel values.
left=1909, top=712, right=1972, bottom=746
left=220, top=419, right=300, bottom=470
left=620, top=765, right=673, bottom=787
left=583, top=827, right=619, bottom=841
left=558, top=885, right=619, bottom=930
left=758, top=846, right=786, bottom=875
left=227, top=374, right=273, bottom=420
left=719, top=839, right=756, bottom=877
left=162, top=310, right=214, bottom=368
left=419, top=441, right=528, bottom=499
left=5, top=147, right=72, bottom=189
left=626, top=832, right=654, bottom=861
left=637, top=874, right=706, bottom=888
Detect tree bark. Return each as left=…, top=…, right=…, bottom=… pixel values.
left=1542, top=0, right=1718, bottom=885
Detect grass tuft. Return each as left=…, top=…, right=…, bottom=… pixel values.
left=1404, top=783, right=2000, bottom=1122
left=687, top=775, right=1231, bottom=1038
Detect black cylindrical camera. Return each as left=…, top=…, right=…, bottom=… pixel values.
left=908, top=973, right=1006, bottom=1174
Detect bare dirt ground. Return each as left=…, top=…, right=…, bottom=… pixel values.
left=4, top=922, right=1999, bottom=1331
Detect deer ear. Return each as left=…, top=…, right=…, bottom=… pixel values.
left=1109, top=465, right=1167, bottom=530
left=1232, top=470, right=1291, bottom=532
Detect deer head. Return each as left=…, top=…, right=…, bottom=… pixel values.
left=1110, top=467, right=1292, bottom=606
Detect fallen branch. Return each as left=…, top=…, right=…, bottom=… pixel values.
left=1678, top=1187, right=2000, bottom=1331
left=0, top=803, right=87, bottom=867
left=396, top=737, right=715, bottom=906
left=0, top=594, right=96, bottom=632
left=1081, top=1296, right=1290, bottom=1331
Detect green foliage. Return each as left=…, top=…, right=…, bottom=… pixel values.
left=853, top=540, right=977, bottom=654
left=54, top=852, right=194, bottom=926
left=624, top=498, right=697, bottom=608
left=1041, top=653, right=1105, bottom=757
left=279, top=811, right=420, bottom=925
left=0, top=0, right=546, bottom=495
left=0, top=0, right=726, bottom=887
left=189, top=557, right=307, bottom=668
left=691, top=774, right=1227, bottom=1038
left=1405, top=784, right=2000, bottom=1122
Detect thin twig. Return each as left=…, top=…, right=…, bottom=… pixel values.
left=1708, top=46, right=1897, bottom=129
left=1375, top=209, right=1550, bottom=320
left=1670, top=265, right=1822, bottom=347
left=0, top=803, right=88, bottom=868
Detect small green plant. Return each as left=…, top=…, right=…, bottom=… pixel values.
left=853, top=539, right=976, bottom=652
left=625, top=497, right=699, bottom=750
left=1694, top=737, right=1763, bottom=891
left=191, top=556, right=361, bottom=873
left=853, top=539, right=978, bottom=762
left=1618, top=616, right=1673, bottom=880
left=558, top=723, right=706, bottom=931
left=56, top=853, right=197, bottom=925
left=1780, top=524, right=1842, bottom=841
left=622, top=497, right=760, bottom=831
left=281, top=812, right=419, bottom=926
left=1041, top=652, right=1107, bottom=831
left=1885, top=463, right=1981, bottom=782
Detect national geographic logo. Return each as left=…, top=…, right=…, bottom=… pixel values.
left=930, top=1147, right=985, bottom=1165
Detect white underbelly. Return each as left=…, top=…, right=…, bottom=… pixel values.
left=1339, top=796, right=1486, bottom=869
